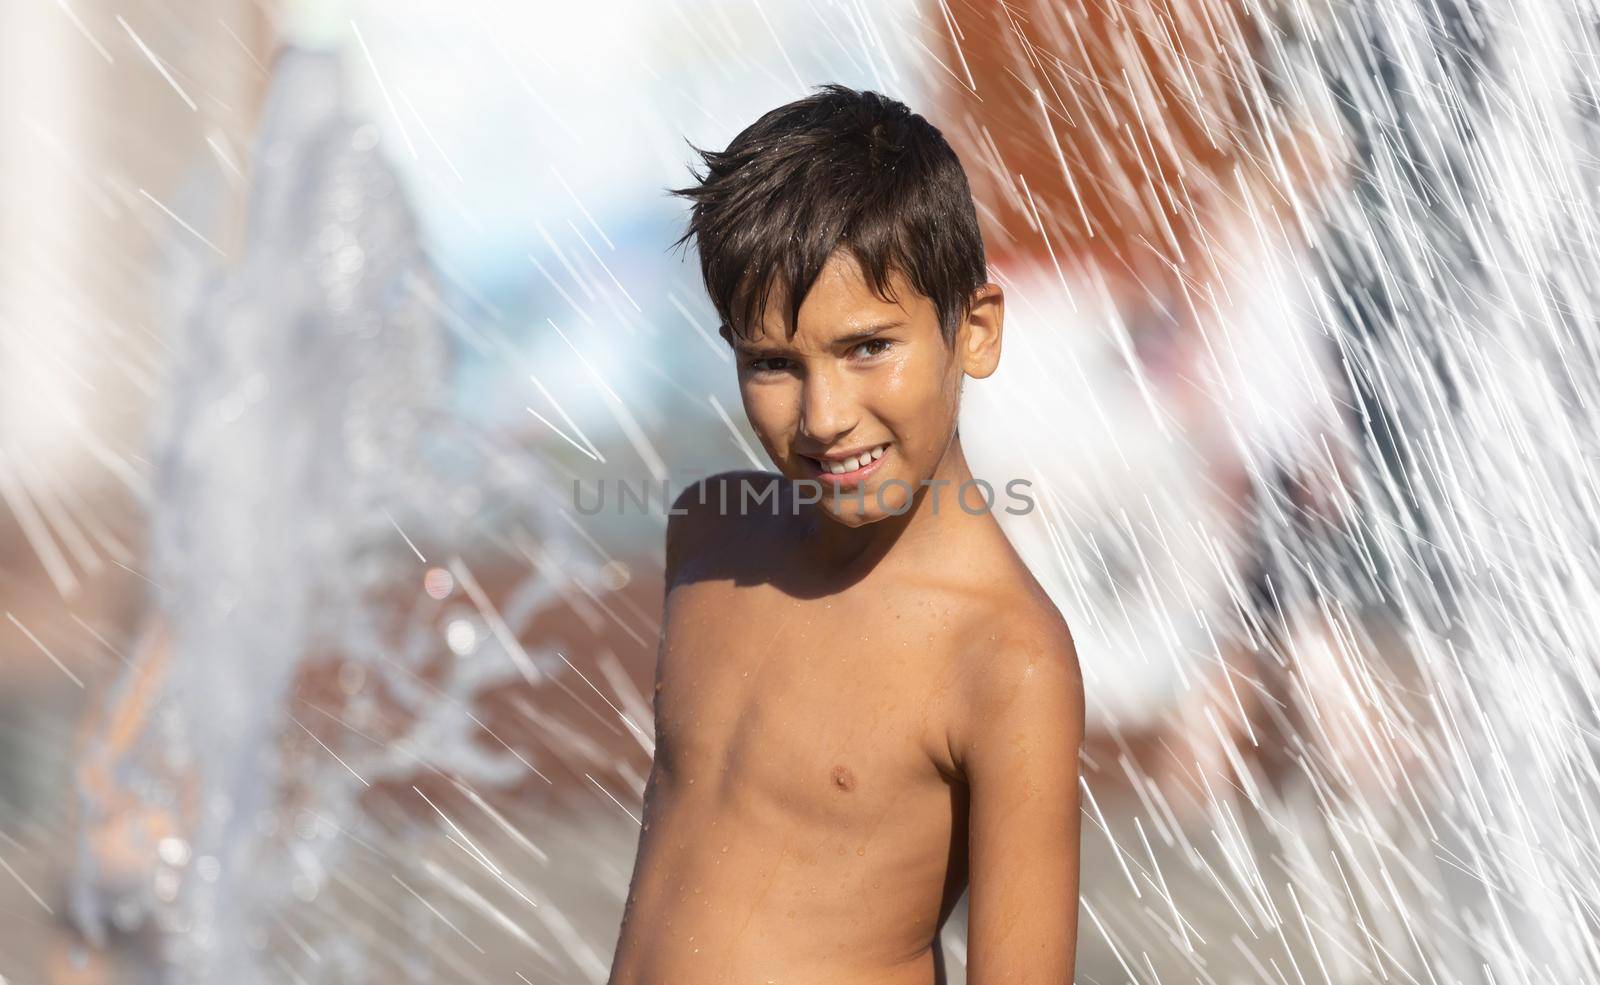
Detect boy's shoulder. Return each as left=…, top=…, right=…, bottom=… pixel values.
left=669, top=469, right=789, bottom=513
left=947, top=566, right=1076, bottom=676
left=664, top=469, right=787, bottom=587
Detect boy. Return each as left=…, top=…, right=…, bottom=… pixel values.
left=606, top=84, right=1084, bottom=985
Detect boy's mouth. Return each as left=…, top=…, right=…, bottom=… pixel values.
left=801, top=442, right=890, bottom=486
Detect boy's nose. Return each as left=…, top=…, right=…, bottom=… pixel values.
left=797, top=368, right=858, bottom=444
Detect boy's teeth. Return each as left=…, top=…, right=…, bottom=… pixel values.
left=822, top=444, right=887, bottom=474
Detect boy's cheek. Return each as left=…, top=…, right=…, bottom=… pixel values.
left=740, top=394, right=798, bottom=440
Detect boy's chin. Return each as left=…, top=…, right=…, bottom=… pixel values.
left=816, top=492, right=910, bottom=526
left=819, top=503, right=884, bottom=527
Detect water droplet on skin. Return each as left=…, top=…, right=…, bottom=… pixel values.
left=721, top=845, right=729, bottom=853
left=856, top=846, right=866, bottom=856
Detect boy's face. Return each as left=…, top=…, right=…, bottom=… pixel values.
left=732, top=250, right=1002, bottom=526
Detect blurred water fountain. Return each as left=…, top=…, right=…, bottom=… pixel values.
left=65, top=46, right=587, bottom=983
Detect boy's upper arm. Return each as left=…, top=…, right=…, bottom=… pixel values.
left=956, top=615, right=1085, bottom=985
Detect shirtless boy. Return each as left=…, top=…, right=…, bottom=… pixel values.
left=606, top=84, right=1084, bottom=985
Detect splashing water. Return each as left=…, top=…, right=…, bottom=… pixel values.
left=956, top=0, right=1600, bottom=979
left=64, top=46, right=591, bottom=983
left=22, top=0, right=1600, bottom=982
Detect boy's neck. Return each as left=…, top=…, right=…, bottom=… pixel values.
left=800, top=435, right=988, bottom=575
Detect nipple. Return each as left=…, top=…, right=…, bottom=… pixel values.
left=830, top=764, right=856, bottom=791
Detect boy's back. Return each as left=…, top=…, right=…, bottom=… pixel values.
left=607, top=471, right=1074, bottom=984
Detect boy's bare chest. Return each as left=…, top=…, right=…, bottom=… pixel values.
left=653, top=577, right=964, bottom=823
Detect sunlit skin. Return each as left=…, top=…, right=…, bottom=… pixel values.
left=606, top=249, right=1085, bottom=985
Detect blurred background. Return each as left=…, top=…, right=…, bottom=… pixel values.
left=3, top=0, right=1600, bottom=982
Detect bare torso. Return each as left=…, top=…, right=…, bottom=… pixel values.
left=606, top=474, right=1045, bottom=984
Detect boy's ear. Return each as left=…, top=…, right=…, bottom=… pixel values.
left=960, top=283, right=1004, bottom=380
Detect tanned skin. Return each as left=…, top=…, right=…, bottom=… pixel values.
left=606, top=250, right=1085, bottom=984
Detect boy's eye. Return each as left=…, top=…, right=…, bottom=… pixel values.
left=854, top=338, right=894, bottom=359
left=746, top=357, right=791, bottom=374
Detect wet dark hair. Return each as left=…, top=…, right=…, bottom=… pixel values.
left=667, top=83, right=987, bottom=349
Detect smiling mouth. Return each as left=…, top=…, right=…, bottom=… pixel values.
left=802, top=443, right=890, bottom=485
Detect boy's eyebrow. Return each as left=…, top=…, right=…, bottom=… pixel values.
left=833, top=320, right=905, bottom=345
left=730, top=338, right=772, bottom=356
left=732, top=319, right=906, bottom=355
